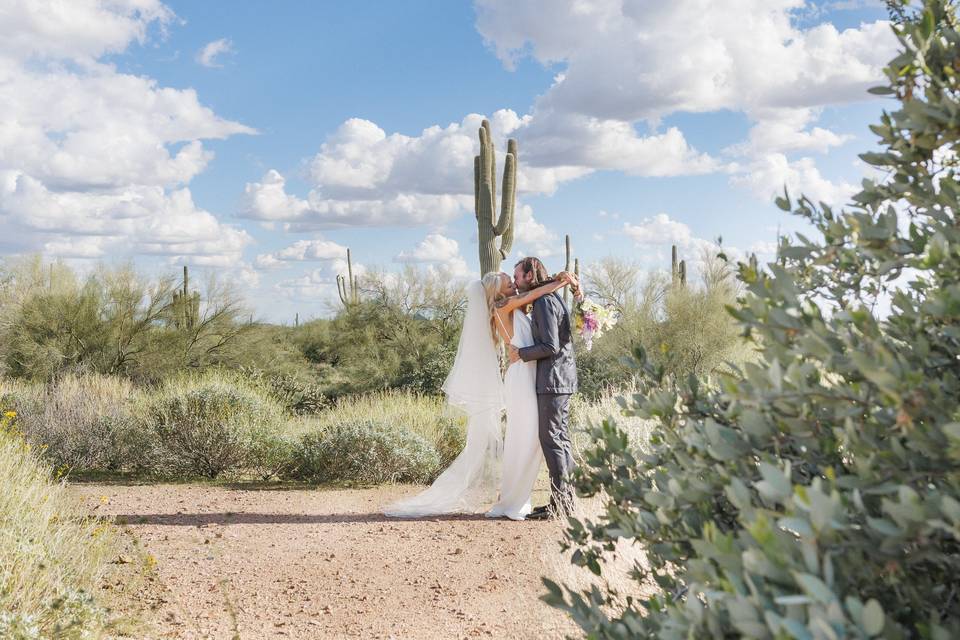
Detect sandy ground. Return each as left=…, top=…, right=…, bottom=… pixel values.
left=72, top=483, right=580, bottom=640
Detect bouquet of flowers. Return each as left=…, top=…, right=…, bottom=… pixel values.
left=573, top=297, right=618, bottom=351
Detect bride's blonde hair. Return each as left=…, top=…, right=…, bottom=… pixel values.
left=481, top=272, right=508, bottom=346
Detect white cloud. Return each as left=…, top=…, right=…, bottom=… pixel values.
left=241, top=169, right=471, bottom=230
left=619, top=212, right=740, bottom=283
left=0, top=1, right=256, bottom=269
left=240, top=106, right=715, bottom=230
left=0, top=0, right=174, bottom=64
left=511, top=203, right=558, bottom=259
left=731, top=153, right=857, bottom=206
left=395, top=233, right=471, bottom=278
left=254, top=237, right=349, bottom=269
left=274, top=258, right=368, bottom=302
left=475, top=0, right=895, bottom=121
left=395, top=233, right=459, bottom=263
left=196, top=38, right=233, bottom=68
left=622, top=213, right=693, bottom=247
left=729, top=107, right=851, bottom=156
left=473, top=1, right=895, bottom=208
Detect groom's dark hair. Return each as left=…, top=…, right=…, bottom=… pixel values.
left=515, top=257, right=550, bottom=287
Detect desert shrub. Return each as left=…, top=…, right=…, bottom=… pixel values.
left=311, top=389, right=466, bottom=469
left=246, top=429, right=296, bottom=481
left=296, top=267, right=466, bottom=397
left=5, top=374, right=141, bottom=474
left=576, top=255, right=752, bottom=398
left=0, top=260, right=252, bottom=384
left=143, top=373, right=288, bottom=478
left=548, top=4, right=960, bottom=638
left=0, top=378, right=43, bottom=416
left=239, top=366, right=328, bottom=415
left=289, top=420, right=440, bottom=484
left=0, top=411, right=114, bottom=638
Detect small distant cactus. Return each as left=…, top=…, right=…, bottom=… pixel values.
left=671, top=245, right=687, bottom=287
left=172, top=265, right=200, bottom=330
left=336, top=249, right=359, bottom=307
left=474, top=119, right=517, bottom=276
left=564, top=234, right=573, bottom=306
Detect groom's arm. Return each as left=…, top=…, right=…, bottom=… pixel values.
left=518, top=296, right=561, bottom=362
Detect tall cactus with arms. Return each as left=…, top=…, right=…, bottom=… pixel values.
left=474, top=119, right=516, bottom=276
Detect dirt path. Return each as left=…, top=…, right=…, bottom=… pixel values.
left=72, top=483, right=579, bottom=640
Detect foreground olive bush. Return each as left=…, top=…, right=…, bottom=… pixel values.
left=548, top=3, right=960, bottom=638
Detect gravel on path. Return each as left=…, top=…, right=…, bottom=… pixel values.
left=73, top=483, right=579, bottom=640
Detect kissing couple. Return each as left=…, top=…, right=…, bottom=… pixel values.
left=384, top=256, right=580, bottom=521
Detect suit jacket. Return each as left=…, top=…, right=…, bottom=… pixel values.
left=517, top=291, right=578, bottom=395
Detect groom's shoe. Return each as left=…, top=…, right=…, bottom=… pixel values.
left=527, top=504, right=559, bottom=520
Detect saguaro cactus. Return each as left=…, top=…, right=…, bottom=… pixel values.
left=671, top=245, right=687, bottom=287
left=172, top=265, right=200, bottom=330
left=336, top=248, right=359, bottom=307
left=475, top=119, right=517, bottom=276
left=564, top=234, right=572, bottom=306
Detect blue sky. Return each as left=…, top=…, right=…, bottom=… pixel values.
left=0, top=0, right=893, bottom=322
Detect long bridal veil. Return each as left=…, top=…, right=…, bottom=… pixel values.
left=384, top=279, right=504, bottom=517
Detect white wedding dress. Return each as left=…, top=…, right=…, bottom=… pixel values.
left=383, top=281, right=541, bottom=519
left=486, top=311, right=541, bottom=520
left=383, top=280, right=505, bottom=517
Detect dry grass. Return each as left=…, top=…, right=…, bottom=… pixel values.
left=0, top=412, right=116, bottom=637
left=3, top=373, right=139, bottom=473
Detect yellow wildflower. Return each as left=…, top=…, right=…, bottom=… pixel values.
left=3, top=410, right=15, bottom=418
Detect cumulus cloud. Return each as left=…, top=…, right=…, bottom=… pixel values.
left=474, top=0, right=895, bottom=205
left=394, top=233, right=471, bottom=278
left=475, top=0, right=895, bottom=121
left=254, top=237, right=349, bottom=269
left=622, top=213, right=693, bottom=247
left=0, top=0, right=256, bottom=268
left=511, top=204, right=559, bottom=258
left=620, top=212, right=742, bottom=282
left=731, top=153, right=857, bottom=206
left=196, top=38, right=233, bottom=67
left=729, top=108, right=852, bottom=156
left=274, top=257, right=368, bottom=302
left=0, top=0, right=174, bottom=64
left=240, top=104, right=716, bottom=230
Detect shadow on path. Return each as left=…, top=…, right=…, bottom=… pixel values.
left=110, top=512, right=502, bottom=526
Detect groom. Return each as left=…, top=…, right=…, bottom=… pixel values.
left=509, top=257, right=578, bottom=519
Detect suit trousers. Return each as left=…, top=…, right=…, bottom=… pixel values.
left=537, top=393, right=575, bottom=511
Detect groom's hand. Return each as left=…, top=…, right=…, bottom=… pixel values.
left=509, top=345, right=520, bottom=364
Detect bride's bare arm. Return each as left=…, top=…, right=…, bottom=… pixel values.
left=497, top=272, right=577, bottom=314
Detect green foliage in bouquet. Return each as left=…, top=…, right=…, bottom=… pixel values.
left=546, top=2, right=960, bottom=638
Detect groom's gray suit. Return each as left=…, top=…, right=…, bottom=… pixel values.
left=517, top=291, right=577, bottom=511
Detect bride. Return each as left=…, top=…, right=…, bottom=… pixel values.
left=383, top=270, right=578, bottom=519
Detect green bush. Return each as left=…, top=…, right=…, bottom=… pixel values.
left=295, top=266, right=466, bottom=397
left=143, top=373, right=288, bottom=478
left=310, top=389, right=465, bottom=470
left=548, top=3, right=960, bottom=638
left=576, top=255, right=752, bottom=399
left=289, top=420, right=441, bottom=484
